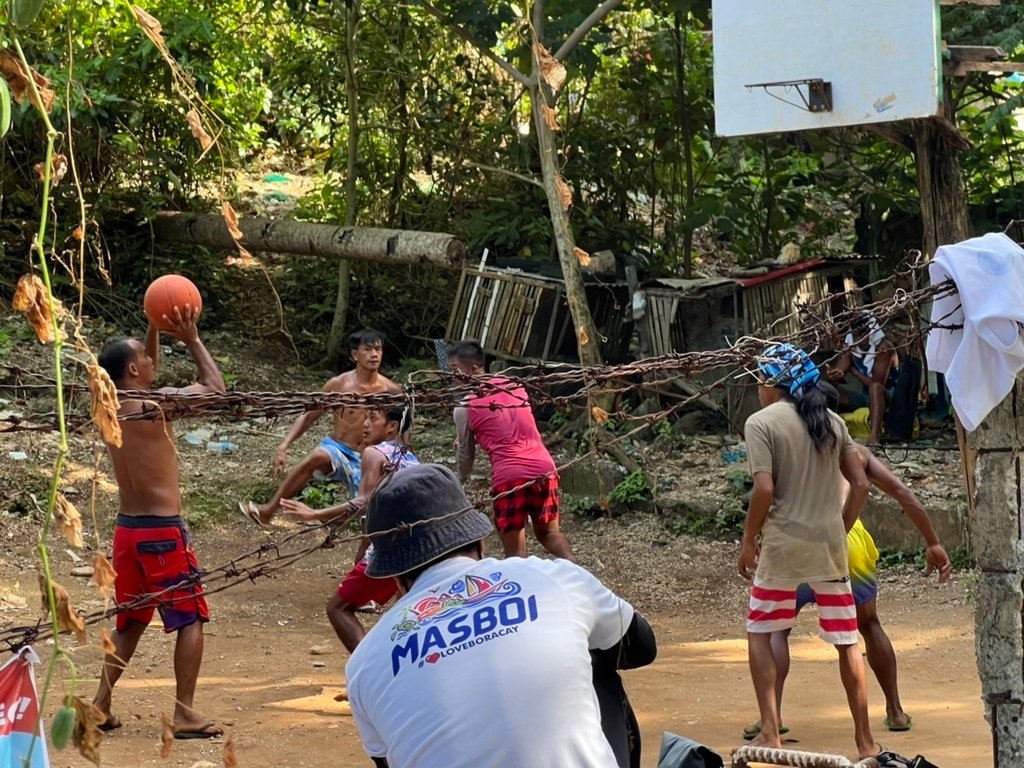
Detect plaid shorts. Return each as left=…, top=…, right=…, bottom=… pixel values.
left=491, top=475, right=560, bottom=533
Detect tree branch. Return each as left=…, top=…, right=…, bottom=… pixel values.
left=417, top=0, right=532, bottom=87
left=466, top=161, right=544, bottom=188
left=554, top=0, right=625, bottom=62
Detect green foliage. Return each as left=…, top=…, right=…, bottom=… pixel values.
left=876, top=545, right=975, bottom=572
left=608, top=469, right=652, bottom=506
left=297, top=477, right=346, bottom=509
left=561, top=492, right=598, bottom=517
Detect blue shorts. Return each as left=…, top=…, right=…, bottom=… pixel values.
left=317, top=437, right=361, bottom=494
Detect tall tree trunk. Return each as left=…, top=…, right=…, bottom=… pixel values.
left=387, top=5, right=411, bottom=226
left=913, top=104, right=971, bottom=256
left=673, top=11, right=696, bottom=279
left=530, top=49, right=603, bottom=367
left=326, top=0, right=363, bottom=367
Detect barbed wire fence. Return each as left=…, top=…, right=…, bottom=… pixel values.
left=0, top=270, right=962, bottom=652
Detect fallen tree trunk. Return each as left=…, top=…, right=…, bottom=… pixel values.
left=152, top=212, right=467, bottom=268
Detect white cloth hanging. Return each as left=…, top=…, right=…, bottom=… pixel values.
left=925, top=232, right=1024, bottom=431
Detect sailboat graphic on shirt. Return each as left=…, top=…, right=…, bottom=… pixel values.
left=390, top=572, right=523, bottom=640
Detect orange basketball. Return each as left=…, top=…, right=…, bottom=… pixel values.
left=144, top=274, right=203, bottom=331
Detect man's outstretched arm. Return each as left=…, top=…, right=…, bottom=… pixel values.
left=865, top=451, right=952, bottom=582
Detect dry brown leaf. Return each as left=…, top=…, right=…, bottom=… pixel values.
left=186, top=109, right=214, bottom=151
left=0, top=49, right=55, bottom=112
left=578, top=325, right=590, bottom=347
left=55, top=493, right=84, bottom=549
left=91, top=554, right=118, bottom=599
left=534, top=43, right=567, bottom=94
left=86, top=362, right=122, bottom=448
left=69, top=695, right=106, bottom=765
left=591, top=406, right=610, bottom=425
left=221, top=200, right=244, bottom=241
left=555, top=176, right=572, bottom=211
left=100, top=627, right=117, bottom=655
left=12, top=273, right=62, bottom=343
left=573, top=247, right=591, bottom=267
left=39, top=576, right=87, bottom=642
left=37, top=154, right=69, bottom=186
left=222, top=733, right=238, bottom=767
left=540, top=103, right=560, bottom=131
left=160, top=712, right=175, bottom=758
left=132, top=5, right=167, bottom=49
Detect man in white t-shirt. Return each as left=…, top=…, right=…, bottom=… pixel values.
left=345, top=463, right=656, bottom=768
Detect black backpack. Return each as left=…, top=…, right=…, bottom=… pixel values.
left=885, top=356, right=922, bottom=441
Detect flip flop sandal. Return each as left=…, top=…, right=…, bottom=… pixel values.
left=98, top=714, right=122, bottom=732
left=174, top=722, right=224, bottom=740
left=742, top=721, right=790, bottom=740
left=239, top=501, right=269, bottom=529
left=884, top=714, right=913, bottom=732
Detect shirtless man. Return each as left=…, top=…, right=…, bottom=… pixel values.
left=93, top=304, right=225, bottom=740
left=242, top=330, right=400, bottom=526
left=281, top=405, right=418, bottom=653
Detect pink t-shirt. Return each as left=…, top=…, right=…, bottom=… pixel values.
left=454, top=377, right=555, bottom=489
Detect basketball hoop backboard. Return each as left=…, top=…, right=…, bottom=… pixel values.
left=712, top=0, right=942, bottom=137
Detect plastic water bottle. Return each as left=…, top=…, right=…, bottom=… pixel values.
left=206, top=441, right=238, bottom=454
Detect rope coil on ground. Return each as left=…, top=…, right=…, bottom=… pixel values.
left=731, top=745, right=879, bottom=768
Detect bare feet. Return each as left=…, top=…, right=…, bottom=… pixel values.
left=744, top=732, right=783, bottom=750
left=856, top=741, right=884, bottom=760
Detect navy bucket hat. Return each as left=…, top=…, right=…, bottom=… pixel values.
left=364, top=464, right=494, bottom=578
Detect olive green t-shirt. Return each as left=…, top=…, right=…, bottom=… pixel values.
left=744, top=400, right=858, bottom=585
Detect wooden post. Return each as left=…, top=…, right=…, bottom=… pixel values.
left=966, top=381, right=1024, bottom=766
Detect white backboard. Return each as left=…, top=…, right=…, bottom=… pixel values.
left=712, top=0, right=942, bottom=137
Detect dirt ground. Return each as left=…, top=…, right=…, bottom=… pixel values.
left=0, top=509, right=988, bottom=768
left=0, top=321, right=985, bottom=767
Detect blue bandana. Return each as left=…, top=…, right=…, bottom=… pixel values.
left=756, top=343, right=821, bottom=396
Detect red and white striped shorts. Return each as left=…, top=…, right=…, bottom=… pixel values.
left=747, top=576, right=858, bottom=645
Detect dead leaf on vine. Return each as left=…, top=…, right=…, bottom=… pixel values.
left=39, top=576, right=87, bottom=642
left=555, top=176, right=572, bottom=211
left=578, top=325, right=590, bottom=347
left=91, top=554, right=117, bottom=599
left=132, top=5, right=167, bottom=50
left=12, top=273, right=61, bottom=343
left=35, top=153, right=69, bottom=186
left=574, top=246, right=591, bottom=267
left=186, top=108, right=214, bottom=152
left=86, top=362, right=122, bottom=447
left=222, top=200, right=244, bottom=241
left=591, top=406, right=610, bottom=425
left=0, top=49, right=55, bottom=111
left=69, top=695, right=106, bottom=765
left=160, top=712, right=175, bottom=758
left=534, top=43, right=567, bottom=94
left=55, top=492, right=84, bottom=549
left=100, top=627, right=117, bottom=655
left=540, top=103, right=560, bottom=131
left=222, top=733, right=238, bottom=767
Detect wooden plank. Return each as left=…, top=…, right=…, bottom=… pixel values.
left=518, top=285, right=541, bottom=356
left=945, top=44, right=1006, bottom=62
left=947, top=60, right=1024, bottom=76
left=446, top=268, right=469, bottom=341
